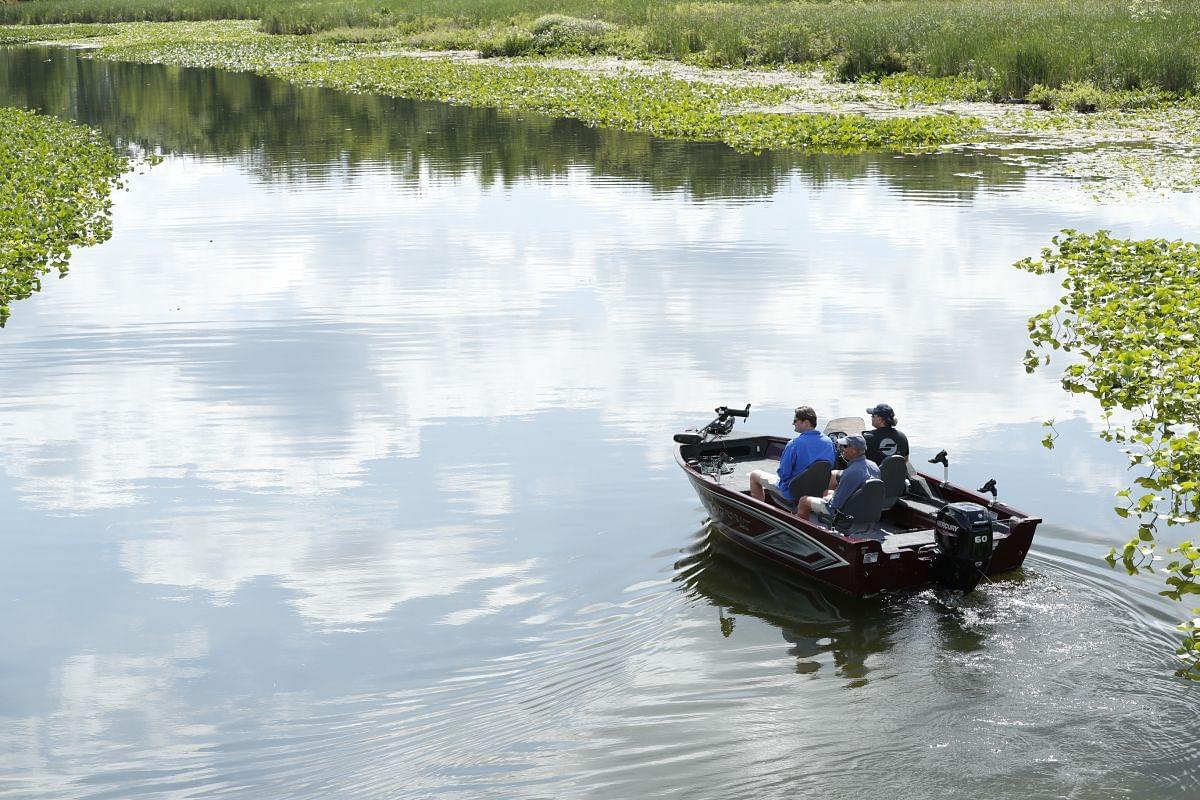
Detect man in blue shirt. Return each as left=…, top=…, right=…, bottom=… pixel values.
left=749, top=405, right=836, bottom=504
left=796, top=434, right=881, bottom=522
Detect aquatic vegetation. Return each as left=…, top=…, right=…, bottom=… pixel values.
left=1056, top=149, right=1200, bottom=200
left=875, top=73, right=991, bottom=106
left=276, top=57, right=979, bottom=153
left=0, top=20, right=979, bottom=153
left=96, top=21, right=380, bottom=71
left=1017, top=230, right=1200, bottom=679
left=0, top=107, right=130, bottom=326
left=978, top=100, right=1200, bottom=197
left=0, top=22, right=122, bottom=44
left=0, top=20, right=983, bottom=152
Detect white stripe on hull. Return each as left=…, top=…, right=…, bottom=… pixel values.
left=688, top=474, right=850, bottom=571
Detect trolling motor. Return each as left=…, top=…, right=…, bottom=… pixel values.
left=929, top=450, right=950, bottom=485
left=705, top=404, right=751, bottom=438
left=930, top=502, right=995, bottom=593
left=674, top=404, right=751, bottom=445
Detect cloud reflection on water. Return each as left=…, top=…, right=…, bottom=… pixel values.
left=3, top=48, right=1200, bottom=800
left=2, top=156, right=1198, bottom=587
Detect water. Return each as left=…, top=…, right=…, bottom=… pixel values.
left=1, top=47, right=1198, bottom=799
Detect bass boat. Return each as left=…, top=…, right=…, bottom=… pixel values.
left=673, top=405, right=1041, bottom=596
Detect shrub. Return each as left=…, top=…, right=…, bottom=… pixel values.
left=1027, top=81, right=1170, bottom=112
left=529, top=14, right=616, bottom=55
left=478, top=28, right=534, bottom=58
left=475, top=15, right=633, bottom=58
left=530, top=14, right=611, bottom=38
left=1028, top=81, right=1101, bottom=112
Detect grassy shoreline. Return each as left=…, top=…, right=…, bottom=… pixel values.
left=3, top=1, right=1199, bottom=100
left=0, top=107, right=131, bottom=326
left=2, top=16, right=1197, bottom=192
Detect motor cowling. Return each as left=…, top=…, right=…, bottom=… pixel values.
left=930, top=501, right=994, bottom=592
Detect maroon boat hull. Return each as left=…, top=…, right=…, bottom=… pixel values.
left=677, top=444, right=1039, bottom=597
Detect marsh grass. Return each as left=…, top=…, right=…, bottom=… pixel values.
left=647, top=1, right=1200, bottom=97
left=0, top=0, right=263, bottom=25
left=4, top=2, right=1199, bottom=97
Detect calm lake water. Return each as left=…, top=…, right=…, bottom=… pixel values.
left=2, top=47, right=1198, bottom=799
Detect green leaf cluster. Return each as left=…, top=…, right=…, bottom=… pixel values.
left=875, top=73, right=992, bottom=106
left=0, top=107, right=130, bottom=326
left=1021, top=229, right=1200, bottom=678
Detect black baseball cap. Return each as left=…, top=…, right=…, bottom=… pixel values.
left=866, top=403, right=895, bottom=420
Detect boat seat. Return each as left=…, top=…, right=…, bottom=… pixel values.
left=879, top=455, right=908, bottom=510
left=828, top=478, right=886, bottom=537
left=765, top=460, right=832, bottom=513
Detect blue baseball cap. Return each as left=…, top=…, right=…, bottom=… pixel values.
left=842, top=434, right=867, bottom=452
left=866, top=403, right=895, bottom=420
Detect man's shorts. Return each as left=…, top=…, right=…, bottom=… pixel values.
left=808, top=496, right=832, bottom=517
left=749, top=469, right=779, bottom=488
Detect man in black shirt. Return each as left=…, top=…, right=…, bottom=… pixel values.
left=863, top=403, right=909, bottom=465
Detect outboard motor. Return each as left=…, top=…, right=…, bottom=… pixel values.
left=930, top=502, right=994, bottom=592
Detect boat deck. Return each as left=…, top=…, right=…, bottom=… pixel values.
left=709, top=457, right=949, bottom=554
left=880, top=529, right=936, bottom=553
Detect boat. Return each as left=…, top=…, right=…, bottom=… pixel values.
left=673, top=405, right=1041, bottom=596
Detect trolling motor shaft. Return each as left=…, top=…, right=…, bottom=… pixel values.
left=929, top=449, right=949, bottom=485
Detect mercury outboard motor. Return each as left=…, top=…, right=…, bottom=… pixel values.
left=930, top=502, right=994, bottom=592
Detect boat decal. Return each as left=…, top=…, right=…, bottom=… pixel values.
left=689, top=476, right=850, bottom=571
